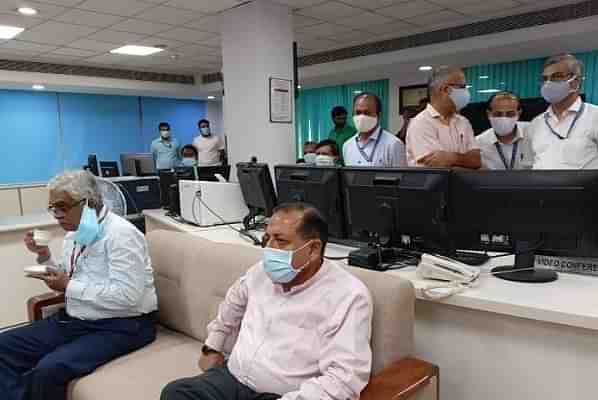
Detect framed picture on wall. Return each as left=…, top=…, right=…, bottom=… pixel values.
left=269, top=77, right=293, bottom=123
left=399, top=84, right=428, bottom=114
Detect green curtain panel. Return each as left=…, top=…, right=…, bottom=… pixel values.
left=295, top=79, right=389, bottom=157
left=464, top=49, right=598, bottom=103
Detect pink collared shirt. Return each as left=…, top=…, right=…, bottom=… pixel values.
left=406, top=104, right=479, bottom=167
left=205, top=260, right=373, bottom=400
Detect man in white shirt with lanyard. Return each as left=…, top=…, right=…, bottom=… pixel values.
left=343, top=92, right=406, bottom=168
left=476, top=91, right=534, bottom=170
left=528, top=53, right=598, bottom=169
left=0, top=170, right=158, bottom=400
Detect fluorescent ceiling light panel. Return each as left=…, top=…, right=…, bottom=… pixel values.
left=419, top=65, right=433, bottom=71
left=18, top=7, right=38, bottom=16
left=0, top=25, right=25, bottom=39
left=207, top=96, right=216, bottom=99
left=110, top=45, right=164, bottom=56
left=32, top=84, right=45, bottom=90
left=478, top=89, right=500, bottom=94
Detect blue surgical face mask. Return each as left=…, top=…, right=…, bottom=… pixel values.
left=181, top=157, right=196, bottom=167
left=200, top=127, right=211, bottom=137
left=75, top=200, right=100, bottom=246
left=449, top=87, right=471, bottom=111
left=303, top=152, right=317, bottom=164
left=263, top=241, right=312, bottom=284
left=541, top=77, right=577, bottom=104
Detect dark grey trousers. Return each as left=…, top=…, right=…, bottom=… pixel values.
left=161, top=365, right=280, bottom=400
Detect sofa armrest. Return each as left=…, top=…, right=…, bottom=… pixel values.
left=361, top=357, right=439, bottom=400
left=27, top=292, right=65, bottom=321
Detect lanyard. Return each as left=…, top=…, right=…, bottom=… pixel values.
left=544, top=102, right=585, bottom=140
left=494, top=141, right=519, bottom=170
left=69, top=244, right=87, bottom=278
left=356, top=128, right=382, bottom=163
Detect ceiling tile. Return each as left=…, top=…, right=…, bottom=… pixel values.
left=52, top=9, right=126, bottom=28
left=296, top=22, right=354, bottom=38
left=0, top=49, right=41, bottom=59
left=457, top=0, right=521, bottom=16
left=134, top=5, right=202, bottom=25
left=176, top=43, right=220, bottom=57
left=361, top=19, right=416, bottom=34
left=155, top=27, right=216, bottom=43
left=296, top=36, right=338, bottom=51
left=50, top=47, right=99, bottom=57
left=37, top=54, right=85, bottom=63
left=78, top=0, right=154, bottom=17
left=0, top=13, right=45, bottom=29
left=32, top=0, right=83, bottom=5
left=297, top=1, right=363, bottom=19
left=134, top=36, right=187, bottom=49
left=17, top=21, right=99, bottom=46
left=409, top=10, right=464, bottom=27
left=201, top=35, right=221, bottom=48
left=335, top=11, right=394, bottom=29
left=184, top=15, right=221, bottom=33
left=377, top=0, right=443, bottom=19
left=88, top=29, right=146, bottom=44
left=0, top=40, right=56, bottom=53
left=326, top=29, right=372, bottom=42
left=336, top=0, right=399, bottom=10
left=275, top=0, right=329, bottom=10
left=110, top=18, right=173, bottom=35
left=165, top=0, right=244, bottom=13
left=422, top=0, right=478, bottom=6
left=84, top=53, right=135, bottom=65
left=293, top=14, right=323, bottom=28
left=67, top=38, right=118, bottom=51
left=0, top=1, right=68, bottom=18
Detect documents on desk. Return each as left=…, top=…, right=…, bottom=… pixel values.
left=179, top=180, right=249, bottom=227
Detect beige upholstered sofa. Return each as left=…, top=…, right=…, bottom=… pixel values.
left=28, top=230, right=438, bottom=400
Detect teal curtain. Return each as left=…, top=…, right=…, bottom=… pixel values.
left=464, top=49, right=598, bottom=104
left=295, top=79, right=389, bottom=157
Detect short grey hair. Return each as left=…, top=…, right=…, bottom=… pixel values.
left=544, top=54, right=584, bottom=77
left=48, top=170, right=102, bottom=209
left=428, top=66, right=464, bottom=93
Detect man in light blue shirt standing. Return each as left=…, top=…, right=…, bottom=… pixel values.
left=151, top=122, right=180, bottom=169
left=343, top=93, right=406, bottom=168
left=0, top=170, right=158, bottom=400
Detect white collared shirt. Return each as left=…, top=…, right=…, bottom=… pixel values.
left=528, top=97, right=598, bottom=169
left=43, top=208, right=158, bottom=320
left=476, top=122, right=534, bottom=170
left=343, top=127, right=406, bottom=167
left=192, top=134, right=225, bottom=166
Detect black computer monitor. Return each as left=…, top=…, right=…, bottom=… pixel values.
left=275, top=165, right=345, bottom=239
left=236, top=162, right=277, bottom=230
left=450, top=170, right=598, bottom=283
left=341, top=168, right=451, bottom=248
left=121, top=153, right=156, bottom=177
left=99, top=161, right=120, bottom=177
left=198, top=165, right=231, bottom=181
left=158, top=169, right=175, bottom=208
left=87, top=154, right=99, bottom=176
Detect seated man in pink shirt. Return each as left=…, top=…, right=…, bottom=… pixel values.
left=161, top=203, right=373, bottom=400
left=406, top=67, right=481, bottom=169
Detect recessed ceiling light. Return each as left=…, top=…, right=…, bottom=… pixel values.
left=207, top=96, right=216, bottom=100
left=0, top=25, right=25, bottom=39
left=297, top=84, right=302, bottom=89
left=353, top=90, right=362, bottom=94
left=478, top=89, right=500, bottom=94
left=479, top=75, right=489, bottom=79
left=18, top=7, right=37, bottom=16
left=419, top=65, right=433, bottom=71
left=32, top=84, right=45, bottom=90
left=110, top=45, right=164, bottom=56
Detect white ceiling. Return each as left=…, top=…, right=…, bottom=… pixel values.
left=0, top=0, right=586, bottom=75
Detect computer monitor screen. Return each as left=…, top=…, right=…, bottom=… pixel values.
left=198, top=165, right=231, bottom=182
left=112, top=177, right=161, bottom=215
left=87, top=154, right=99, bottom=176
left=158, top=169, right=175, bottom=208
left=450, top=170, right=598, bottom=282
left=236, top=163, right=277, bottom=228
left=275, top=165, right=345, bottom=239
left=341, top=168, right=451, bottom=249
left=121, top=153, right=156, bottom=177
left=99, top=161, right=120, bottom=178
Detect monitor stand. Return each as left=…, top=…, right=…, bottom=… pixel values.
left=492, top=240, right=558, bottom=283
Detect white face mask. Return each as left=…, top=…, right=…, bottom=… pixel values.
left=489, top=117, right=518, bottom=137
left=353, top=114, right=378, bottom=133
left=315, top=154, right=335, bottom=166
left=303, top=152, right=317, bottom=164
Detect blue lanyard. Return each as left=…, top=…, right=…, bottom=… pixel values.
left=544, top=102, right=585, bottom=140
left=356, top=128, right=382, bottom=163
left=494, top=141, right=519, bottom=170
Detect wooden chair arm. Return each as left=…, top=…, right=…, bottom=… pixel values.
left=361, top=357, right=439, bottom=400
left=27, top=292, right=65, bottom=321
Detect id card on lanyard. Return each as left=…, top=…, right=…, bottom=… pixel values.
left=494, top=141, right=519, bottom=170
left=69, top=244, right=86, bottom=278
left=357, top=128, right=382, bottom=164
left=544, top=102, right=585, bottom=140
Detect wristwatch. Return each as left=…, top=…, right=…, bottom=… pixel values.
left=201, top=344, right=220, bottom=356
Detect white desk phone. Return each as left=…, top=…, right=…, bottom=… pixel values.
left=416, top=253, right=481, bottom=299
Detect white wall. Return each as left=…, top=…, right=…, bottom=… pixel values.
left=205, top=100, right=224, bottom=137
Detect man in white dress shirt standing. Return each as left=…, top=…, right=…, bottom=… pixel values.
left=161, top=203, right=373, bottom=400
left=0, top=170, right=158, bottom=400
left=528, top=54, right=598, bottom=169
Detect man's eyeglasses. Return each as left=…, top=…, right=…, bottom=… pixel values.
left=47, top=199, right=85, bottom=216
left=541, top=72, right=576, bottom=83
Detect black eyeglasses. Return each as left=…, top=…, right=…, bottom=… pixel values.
left=47, top=199, right=85, bottom=216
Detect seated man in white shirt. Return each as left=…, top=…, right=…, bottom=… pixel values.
left=0, top=170, right=158, bottom=400
left=476, top=91, right=534, bottom=170
left=192, top=119, right=226, bottom=166
left=161, top=203, right=373, bottom=400
left=528, top=53, right=598, bottom=169
left=343, top=92, right=406, bottom=167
